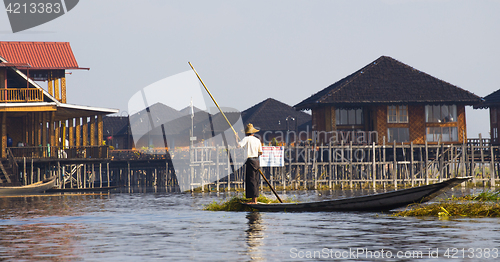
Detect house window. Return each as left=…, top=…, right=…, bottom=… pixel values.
left=425, top=105, right=457, bottom=123
left=493, top=127, right=498, bottom=141
left=387, top=105, right=408, bottom=123
left=492, top=108, right=497, bottom=124
left=387, top=128, right=409, bottom=143
left=335, top=108, right=363, bottom=125
left=426, top=127, right=458, bottom=142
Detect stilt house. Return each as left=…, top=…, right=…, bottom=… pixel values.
left=0, top=41, right=118, bottom=161
left=474, top=89, right=500, bottom=144
left=294, top=56, right=482, bottom=145
left=242, top=98, right=311, bottom=144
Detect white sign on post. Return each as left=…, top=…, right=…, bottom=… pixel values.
left=260, top=146, right=284, bottom=167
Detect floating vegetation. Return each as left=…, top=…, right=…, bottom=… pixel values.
left=445, top=189, right=500, bottom=202
left=204, top=195, right=288, bottom=211
left=464, top=190, right=500, bottom=202
left=394, top=202, right=500, bottom=218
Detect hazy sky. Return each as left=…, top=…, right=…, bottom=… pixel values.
left=1, top=0, right=498, bottom=138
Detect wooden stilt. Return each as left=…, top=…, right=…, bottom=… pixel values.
left=490, top=143, right=496, bottom=188
left=393, top=140, right=397, bottom=188
left=107, top=162, right=110, bottom=187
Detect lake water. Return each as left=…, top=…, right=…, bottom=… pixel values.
left=0, top=188, right=499, bottom=261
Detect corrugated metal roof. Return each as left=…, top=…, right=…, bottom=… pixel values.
left=0, top=41, right=80, bottom=69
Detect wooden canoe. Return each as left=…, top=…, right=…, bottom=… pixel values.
left=0, top=176, right=57, bottom=196
left=244, top=177, right=471, bottom=212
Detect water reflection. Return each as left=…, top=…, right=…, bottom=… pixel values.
left=246, top=212, right=264, bottom=261
left=0, top=189, right=497, bottom=261
left=0, top=223, right=84, bottom=261
left=0, top=194, right=108, bottom=261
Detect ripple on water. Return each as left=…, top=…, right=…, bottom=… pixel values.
left=0, top=189, right=498, bottom=261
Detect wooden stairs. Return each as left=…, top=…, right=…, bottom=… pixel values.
left=0, top=159, right=20, bottom=186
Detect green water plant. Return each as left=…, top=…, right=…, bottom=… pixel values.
left=469, top=190, right=500, bottom=201
left=448, top=190, right=500, bottom=202
left=204, top=195, right=287, bottom=211
left=394, top=202, right=500, bottom=218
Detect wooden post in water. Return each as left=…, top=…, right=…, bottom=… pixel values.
left=62, top=165, right=65, bottom=189
left=59, top=162, right=63, bottom=189
left=410, top=142, right=414, bottom=187
left=99, top=163, right=102, bottom=188
left=227, top=148, right=231, bottom=192
left=393, top=140, right=397, bottom=189
left=165, top=162, right=171, bottom=188
left=313, top=132, right=317, bottom=190
left=490, top=143, right=496, bottom=188
left=154, top=168, right=158, bottom=187
left=270, top=167, right=274, bottom=189
left=83, top=164, right=87, bottom=189
left=69, top=165, right=73, bottom=189
left=107, top=162, right=110, bottom=187
left=461, top=141, right=466, bottom=188
left=91, top=163, right=95, bottom=188
left=31, top=158, right=33, bottom=184
left=382, top=137, right=386, bottom=188
left=479, top=134, right=485, bottom=186
left=328, top=142, right=332, bottom=189
left=304, top=144, right=309, bottom=189
left=349, top=141, right=353, bottom=189
left=282, top=166, right=285, bottom=191
left=450, top=145, right=454, bottom=178
left=425, top=140, right=429, bottom=185
left=77, top=165, right=81, bottom=189
left=471, top=142, right=475, bottom=185
left=419, top=146, right=423, bottom=186
left=23, top=157, right=26, bottom=185
left=439, top=144, right=444, bottom=183
left=216, top=146, right=220, bottom=192
left=372, top=142, right=376, bottom=189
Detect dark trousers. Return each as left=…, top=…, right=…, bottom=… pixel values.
left=245, top=158, right=260, bottom=199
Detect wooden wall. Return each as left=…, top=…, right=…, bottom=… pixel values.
left=312, top=107, right=335, bottom=132
left=374, top=105, right=387, bottom=144
left=458, top=105, right=467, bottom=143
left=409, top=105, right=425, bottom=144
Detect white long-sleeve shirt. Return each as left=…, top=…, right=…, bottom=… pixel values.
left=238, top=135, right=262, bottom=159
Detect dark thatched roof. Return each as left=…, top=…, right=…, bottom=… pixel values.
left=129, top=103, right=183, bottom=134
left=242, top=98, right=311, bottom=132
left=474, top=89, right=500, bottom=109
left=294, top=56, right=482, bottom=110
left=103, top=116, right=130, bottom=136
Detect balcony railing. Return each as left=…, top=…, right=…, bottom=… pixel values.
left=8, top=146, right=109, bottom=159
left=0, top=88, right=44, bottom=102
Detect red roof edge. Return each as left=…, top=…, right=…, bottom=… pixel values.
left=0, top=41, right=86, bottom=70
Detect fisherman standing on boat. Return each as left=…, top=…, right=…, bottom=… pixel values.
left=237, top=124, right=263, bottom=204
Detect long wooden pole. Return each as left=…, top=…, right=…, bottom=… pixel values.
left=188, top=62, right=237, bottom=136
left=188, top=62, right=283, bottom=203
left=258, top=169, right=283, bottom=203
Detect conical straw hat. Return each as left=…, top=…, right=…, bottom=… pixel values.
left=245, top=123, right=259, bottom=134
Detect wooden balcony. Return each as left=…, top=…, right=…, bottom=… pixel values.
left=8, top=146, right=109, bottom=160
left=0, top=88, right=44, bottom=102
